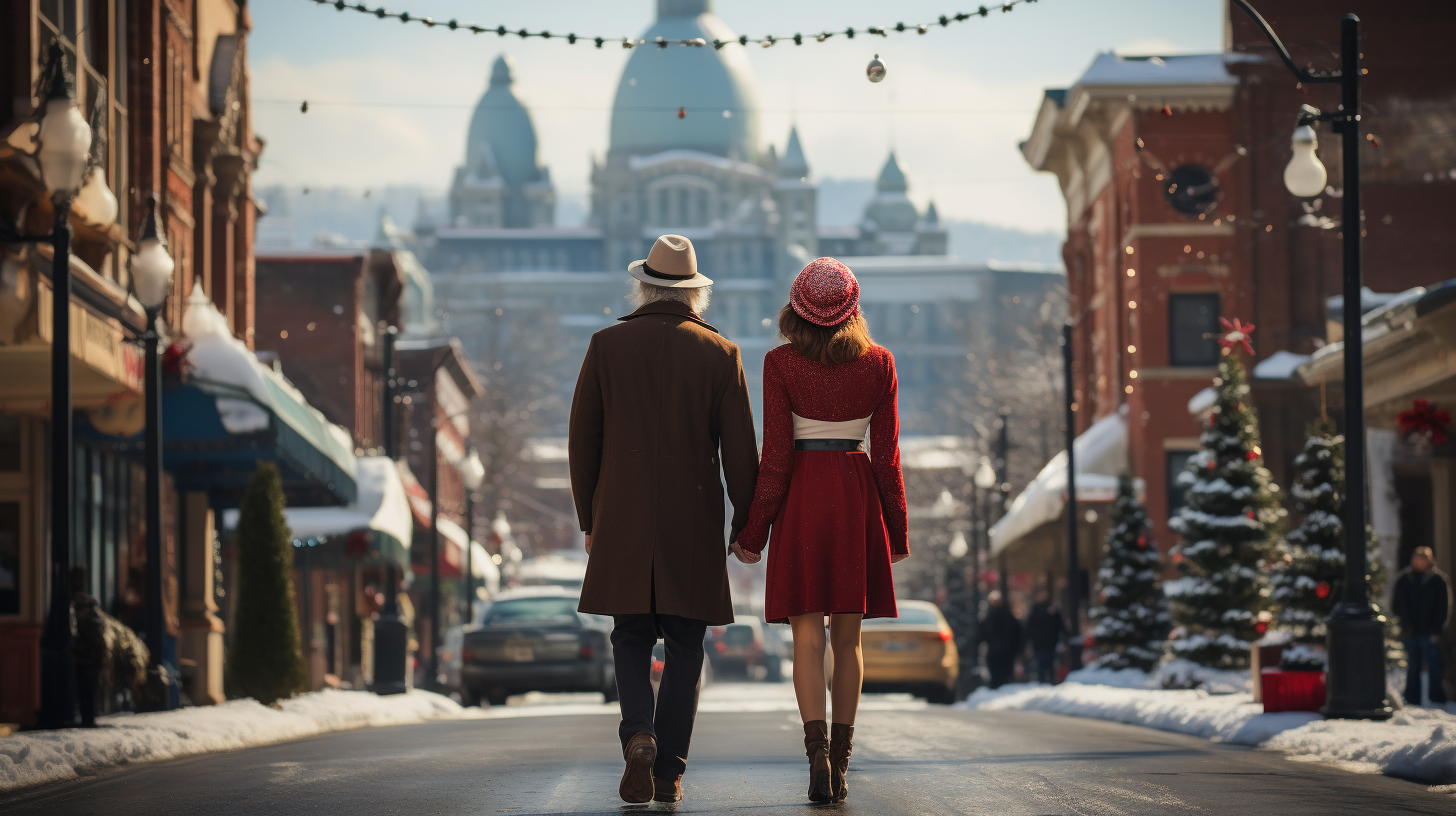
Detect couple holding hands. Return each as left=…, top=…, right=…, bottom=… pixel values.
left=569, top=234, right=909, bottom=805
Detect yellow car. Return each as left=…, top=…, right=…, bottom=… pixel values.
left=860, top=601, right=959, bottom=703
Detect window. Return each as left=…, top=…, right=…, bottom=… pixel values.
left=1166, top=450, right=1196, bottom=522
left=0, top=502, right=19, bottom=616
left=1168, top=293, right=1220, bottom=366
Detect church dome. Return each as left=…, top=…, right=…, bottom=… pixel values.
left=863, top=152, right=919, bottom=233
left=464, top=55, right=545, bottom=188
left=608, top=0, right=761, bottom=161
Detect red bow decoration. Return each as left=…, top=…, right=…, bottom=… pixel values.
left=1397, top=399, right=1450, bottom=446
left=1218, top=317, right=1256, bottom=355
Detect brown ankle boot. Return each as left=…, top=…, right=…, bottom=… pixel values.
left=652, top=774, right=683, bottom=803
left=803, top=720, right=832, bottom=802
left=619, top=732, right=656, bottom=804
left=829, top=723, right=854, bottom=802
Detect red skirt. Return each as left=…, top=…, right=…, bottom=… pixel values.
left=762, top=450, right=898, bottom=624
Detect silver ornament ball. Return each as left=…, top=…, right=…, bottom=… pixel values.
left=866, top=54, right=886, bottom=83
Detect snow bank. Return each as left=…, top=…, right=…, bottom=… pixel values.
left=961, top=681, right=1456, bottom=784
left=0, top=689, right=478, bottom=793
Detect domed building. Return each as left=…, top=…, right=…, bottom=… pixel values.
left=449, top=55, right=555, bottom=228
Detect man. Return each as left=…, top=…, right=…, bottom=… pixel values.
left=570, top=234, right=759, bottom=805
left=978, top=591, right=1022, bottom=689
left=1025, top=589, right=1067, bottom=685
left=1392, top=546, right=1451, bottom=706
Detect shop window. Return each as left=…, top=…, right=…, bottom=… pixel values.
left=1168, top=293, right=1220, bottom=367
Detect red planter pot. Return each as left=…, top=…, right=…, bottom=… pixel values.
left=1261, top=669, right=1326, bottom=713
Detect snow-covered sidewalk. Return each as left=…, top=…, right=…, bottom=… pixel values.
left=961, top=672, right=1456, bottom=788
left=0, top=688, right=480, bottom=793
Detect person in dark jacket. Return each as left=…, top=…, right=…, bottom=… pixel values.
left=1392, top=546, right=1452, bottom=706
left=1025, top=590, right=1067, bottom=685
left=979, top=591, right=1022, bottom=689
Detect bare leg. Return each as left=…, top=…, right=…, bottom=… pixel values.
left=828, top=613, right=864, bottom=725
left=789, top=614, right=827, bottom=723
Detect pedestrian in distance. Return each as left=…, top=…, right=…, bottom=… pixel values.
left=979, top=591, right=1022, bottom=689
left=1025, top=589, right=1068, bottom=685
left=732, top=257, right=910, bottom=804
left=569, top=234, right=759, bottom=806
left=1392, top=546, right=1452, bottom=706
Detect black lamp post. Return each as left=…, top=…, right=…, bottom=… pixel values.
left=1062, top=321, right=1082, bottom=672
left=373, top=326, right=408, bottom=695
left=1231, top=1, right=1389, bottom=720
left=132, top=196, right=176, bottom=707
left=3, top=44, right=97, bottom=730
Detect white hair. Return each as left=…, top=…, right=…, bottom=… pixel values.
left=629, top=280, right=712, bottom=316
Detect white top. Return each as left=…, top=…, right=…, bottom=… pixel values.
left=792, top=412, right=870, bottom=450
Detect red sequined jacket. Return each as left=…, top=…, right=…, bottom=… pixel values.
left=737, top=344, right=908, bottom=556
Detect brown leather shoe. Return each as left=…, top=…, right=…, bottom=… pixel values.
left=804, top=720, right=832, bottom=802
left=652, top=775, right=683, bottom=803
left=829, top=722, right=854, bottom=803
left=619, top=732, right=656, bottom=804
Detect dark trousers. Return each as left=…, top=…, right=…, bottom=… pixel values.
left=986, top=653, right=1016, bottom=689
left=1404, top=636, right=1447, bottom=705
left=1033, top=649, right=1057, bottom=685
left=612, top=613, right=707, bottom=779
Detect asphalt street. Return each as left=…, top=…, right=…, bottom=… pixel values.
left=1, top=685, right=1448, bottom=815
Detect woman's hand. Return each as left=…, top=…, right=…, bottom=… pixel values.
left=730, top=541, right=761, bottom=564
left=891, top=551, right=910, bottom=564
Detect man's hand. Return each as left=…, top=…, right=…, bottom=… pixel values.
left=730, top=541, right=760, bottom=564
left=584, top=533, right=592, bottom=555
left=891, top=552, right=910, bottom=564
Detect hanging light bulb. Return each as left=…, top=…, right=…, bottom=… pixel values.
left=1284, top=125, right=1328, bottom=198
left=35, top=45, right=92, bottom=197
left=948, top=531, right=968, bottom=559
left=866, top=53, right=886, bottom=83
left=132, top=196, right=175, bottom=311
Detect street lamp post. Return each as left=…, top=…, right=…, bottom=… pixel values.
left=373, top=326, right=408, bottom=695
left=132, top=197, right=176, bottom=708
left=5, top=43, right=97, bottom=730
left=971, top=456, right=998, bottom=675
left=1062, top=322, right=1082, bottom=672
left=1231, top=1, right=1389, bottom=720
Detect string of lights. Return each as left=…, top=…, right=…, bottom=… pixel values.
left=302, top=0, right=1038, bottom=49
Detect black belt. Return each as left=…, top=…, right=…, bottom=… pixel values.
left=795, top=439, right=863, bottom=452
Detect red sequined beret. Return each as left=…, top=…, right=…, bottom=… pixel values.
left=790, top=257, right=860, bottom=326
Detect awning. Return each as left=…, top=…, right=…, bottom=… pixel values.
left=147, top=284, right=357, bottom=507
left=435, top=517, right=501, bottom=591
left=989, top=411, right=1133, bottom=569
left=220, top=456, right=412, bottom=570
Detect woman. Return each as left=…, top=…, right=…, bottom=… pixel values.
left=731, top=257, right=909, bottom=804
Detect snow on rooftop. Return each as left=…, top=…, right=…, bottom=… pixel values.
left=1254, top=350, right=1313, bottom=381
left=1187, top=386, right=1218, bottom=416
left=1079, top=52, right=1244, bottom=87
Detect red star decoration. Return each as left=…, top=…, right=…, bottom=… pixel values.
left=1218, top=317, right=1256, bottom=355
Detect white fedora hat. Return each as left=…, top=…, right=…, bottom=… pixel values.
left=628, top=234, right=713, bottom=289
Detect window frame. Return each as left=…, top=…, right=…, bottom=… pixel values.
left=1167, top=292, right=1221, bottom=367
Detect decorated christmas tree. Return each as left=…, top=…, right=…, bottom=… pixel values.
left=1270, top=418, right=1345, bottom=669
left=229, top=462, right=309, bottom=704
left=1089, top=472, right=1170, bottom=671
left=1271, top=419, right=1402, bottom=670
left=1167, top=319, right=1283, bottom=669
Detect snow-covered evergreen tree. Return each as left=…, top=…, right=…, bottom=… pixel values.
left=1167, top=320, right=1282, bottom=669
left=1089, top=472, right=1169, bottom=671
left=1270, top=419, right=1344, bottom=668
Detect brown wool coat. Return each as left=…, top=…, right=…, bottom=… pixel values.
left=570, top=300, right=759, bottom=625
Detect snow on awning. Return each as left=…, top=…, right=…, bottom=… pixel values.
left=181, top=283, right=356, bottom=503
left=989, top=411, right=1129, bottom=560
left=221, top=456, right=412, bottom=570
left=437, top=518, right=500, bottom=585
left=1253, top=350, right=1312, bottom=381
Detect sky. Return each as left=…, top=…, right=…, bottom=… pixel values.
left=248, top=0, right=1224, bottom=233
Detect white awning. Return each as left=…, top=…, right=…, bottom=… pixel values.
left=989, top=411, right=1130, bottom=560
left=437, top=517, right=501, bottom=586
left=220, top=456, right=412, bottom=569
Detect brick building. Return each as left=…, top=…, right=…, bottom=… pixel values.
left=995, top=0, right=1456, bottom=600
